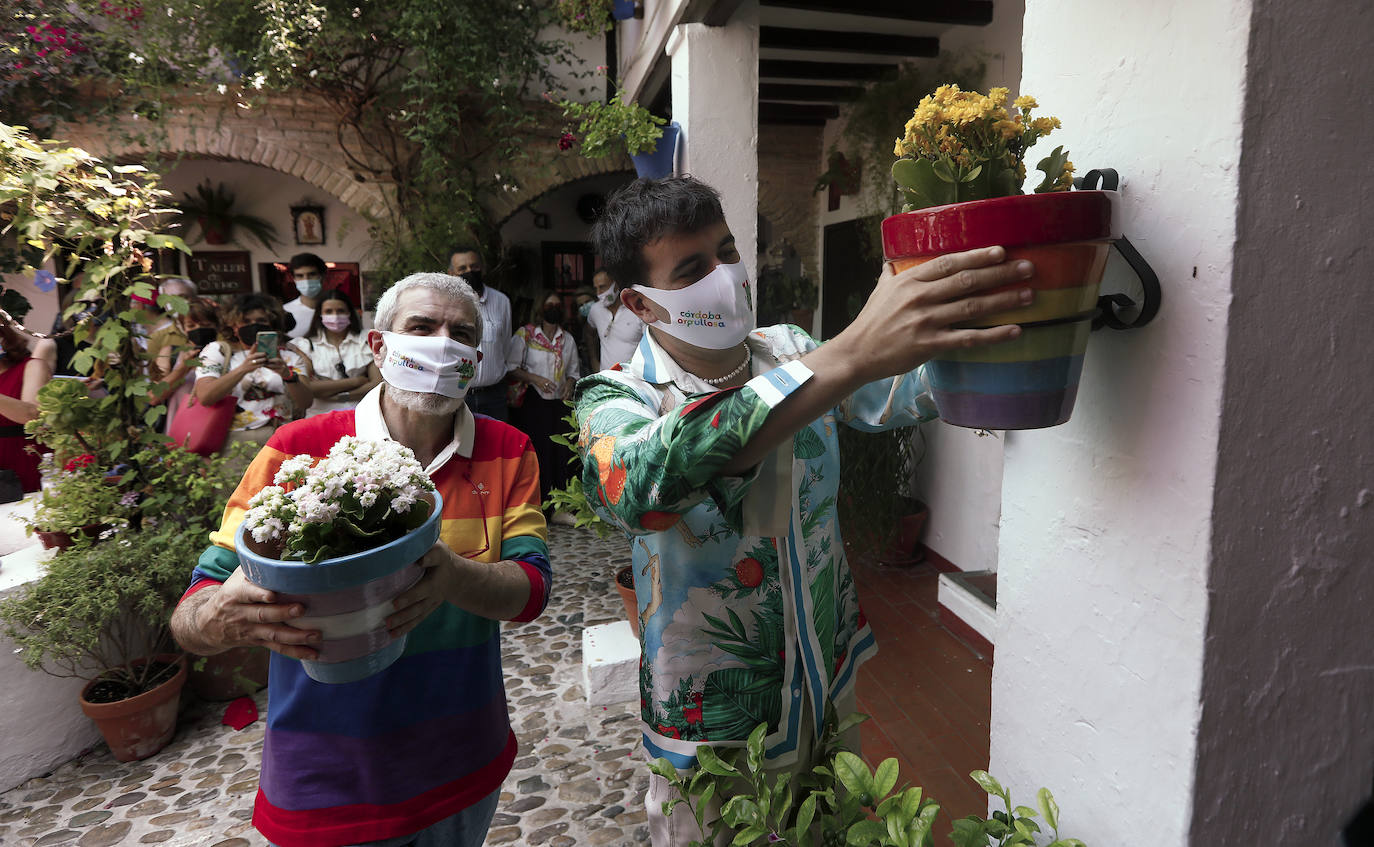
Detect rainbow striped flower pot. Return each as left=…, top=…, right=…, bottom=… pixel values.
left=234, top=491, right=443, bottom=684
left=882, top=190, right=1119, bottom=429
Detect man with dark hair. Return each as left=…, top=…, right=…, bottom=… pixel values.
left=585, top=266, right=644, bottom=372
left=576, top=175, right=1035, bottom=845
left=285, top=252, right=328, bottom=339
left=449, top=245, right=512, bottom=421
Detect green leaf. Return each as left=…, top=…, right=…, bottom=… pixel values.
left=833, top=752, right=872, bottom=797
left=696, top=781, right=717, bottom=832
left=960, top=164, right=984, bottom=183
left=834, top=712, right=869, bottom=737
left=845, top=819, right=886, bottom=845
left=949, top=818, right=989, bottom=847
left=696, top=745, right=739, bottom=777
left=1033, top=145, right=1071, bottom=193
left=871, top=758, right=899, bottom=800
left=793, top=793, right=817, bottom=841
left=647, top=758, right=679, bottom=780
left=970, top=770, right=1008, bottom=803
left=793, top=425, right=826, bottom=459
left=733, top=825, right=768, bottom=846
left=1037, top=787, right=1060, bottom=831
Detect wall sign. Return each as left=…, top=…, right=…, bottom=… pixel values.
left=187, top=251, right=253, bottom=295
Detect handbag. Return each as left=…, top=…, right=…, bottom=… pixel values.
left=168, top=342, right=239, bottom=455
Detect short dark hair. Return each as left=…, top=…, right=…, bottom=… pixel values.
left=307, top=289, right=362, bottom=338
left=289, top=253, right=327, bottom=274
left=592, top=176, right=725, bottom=290
left=449, top=245, right=481, bottom=260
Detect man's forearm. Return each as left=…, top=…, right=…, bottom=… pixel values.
left=170, top=587, right=232, bottom=656
left=719, top=339, right=868, bottom=477
left=445, top=556, right=538, bottom=621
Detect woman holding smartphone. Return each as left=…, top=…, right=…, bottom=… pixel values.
left=294, top=290, right=380, bottom=417
left=193, top=294, right=312, bottom=458
left=151, top=297, right=221, bottom=433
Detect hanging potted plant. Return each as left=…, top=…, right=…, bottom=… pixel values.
left=177, top=180, right=280, bottom=248
left=558, top=78, right=678, bottom=179
left=25, top=453, right=138, bottom=549
left=234, top=436, right=444, bottom=684
left=884, top=85, right=1118, bottom=430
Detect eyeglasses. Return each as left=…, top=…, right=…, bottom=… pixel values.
left=455, top=460, right=491, bottom=560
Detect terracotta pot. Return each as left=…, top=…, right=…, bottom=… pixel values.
left=198, top=217, right=229, bottom=244
left=34, top=523, right=111, bottom=551
left=234, top=491, right=443, bottom=684
left=188, top=645, right=270, bottom=701
left=615, top=565, right=640, bottom=638
left=79, top=654, right=187, bottom=762
left=882, top=191, right=1118, bottom=429
left=876, top=505, right=929, bottom=567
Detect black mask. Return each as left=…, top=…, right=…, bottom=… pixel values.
left=237, top=323, right=271, bottom=346
left=187, top=327, right=218, bottom=349
left=541, top=306, right=562, bottom=325
left=461, top=269, right=484, bottom=294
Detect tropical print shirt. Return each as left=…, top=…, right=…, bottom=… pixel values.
left=575, top=324, right=936, bottom=769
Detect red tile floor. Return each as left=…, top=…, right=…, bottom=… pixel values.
left=849, top=555, right=994, bottom=825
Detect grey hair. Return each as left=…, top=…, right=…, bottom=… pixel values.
left=373, top=272, right=481, bottom=340
left=159, top=277, right=197, bottom=296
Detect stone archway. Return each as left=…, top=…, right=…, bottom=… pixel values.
left=489, top=150, right=638, bottom=229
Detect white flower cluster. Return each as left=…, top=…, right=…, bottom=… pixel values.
left=242, top=437, right=435, bottom=549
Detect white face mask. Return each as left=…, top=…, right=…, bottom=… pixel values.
left=321, top=314, right=351, bottom=333
left=378, top=332, right=479, bottom=399
left=296, top=277, right=324, bottom=299
left=597, top=288, right=617, bottom=307
left=631, top=261, right=754, bottom=350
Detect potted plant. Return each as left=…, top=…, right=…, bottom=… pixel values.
left=839, top=425, right=928, bottom=566
left=25, top=453, right=138, bottom=549
left=884, top=85, right=1117, bottom=430
left=758, top=268, right=819, bottom=330
left=235, top=436, right=444, bottom=684
left=177, top=180, right=280, bottom=248
left=651, top=715, right=1088, bottom=847
left=558, top=79, right=677, bottom=178
left=0, top=524, right=209, bottom=761
left=556, top=0, right=614, bottom=34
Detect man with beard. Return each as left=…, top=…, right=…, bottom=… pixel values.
left=171, top=272, right=551, bottom=847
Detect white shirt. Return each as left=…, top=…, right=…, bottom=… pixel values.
left=295, top=331, right=373, bottom=417
left=472, top=286, right=512, bottom=388
left=587, top=301, right=645, bottom=370
left=354, top=384, right=473, bottom=476
left=284, top=298, right=315, bottom=339
left=508, top=325, right=580, bottom=401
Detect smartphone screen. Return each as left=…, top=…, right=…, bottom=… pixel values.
left=255, top=331, right=279, bottom=359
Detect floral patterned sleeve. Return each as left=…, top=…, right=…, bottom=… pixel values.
left=575, top=362, right=813, bottom=537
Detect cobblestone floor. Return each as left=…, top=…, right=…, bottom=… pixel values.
left=0, top=526, right=649, bottom=847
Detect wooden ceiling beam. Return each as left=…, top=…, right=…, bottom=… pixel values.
left=760, top=26, right=938, bottom=57
left=759, top=59, right=898, bottom=81
left=758, top=82, right=865, bottom=102
left=760, top=0, right=993, bottom=26
left=759, top=102, right=841, bottom=124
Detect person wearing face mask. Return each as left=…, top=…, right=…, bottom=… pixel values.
left=193, top=294, right=313, bottom=459
left=584, top=266, right=645, bottom=372
left=171, top=272, right=551, bottom=847
left=294, top=290, right=381, bottom=416
left=448, top=245, right=512, bottom=421
left=507, top=291, right=581, bottom=523
left=151, top=297, right=222, bottom=433
left=283, top=252, right=328, bottom=339
left=145, top=277, right=198, bottom=359
left=575, top=177, right=1038, bottom=846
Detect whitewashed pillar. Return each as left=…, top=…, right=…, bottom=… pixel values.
left=666, top=5, right=760, bottom=285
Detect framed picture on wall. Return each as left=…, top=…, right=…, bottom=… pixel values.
left=291, top=204, right=326, bottom=246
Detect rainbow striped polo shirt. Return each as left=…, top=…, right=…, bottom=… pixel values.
left=181, top=396, right=551, bottom=847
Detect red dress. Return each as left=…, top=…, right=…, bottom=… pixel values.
left=0, top=357, right=42, bottom=492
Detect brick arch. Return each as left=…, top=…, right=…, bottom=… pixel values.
left=56, top=94, right=393, bottom=220
left=490, top=148, right=637, bottom=228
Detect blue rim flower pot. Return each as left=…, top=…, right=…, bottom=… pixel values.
left=631, top=121, right=680, bottom=179
left=611, top=0, right=638, bottom=20
left=234, top=490, right=443, bottom=684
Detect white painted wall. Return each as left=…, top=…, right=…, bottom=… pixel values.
left=668, top=7, right=761, bottom=286
left=990, top=0, right=1249, bottom=843
left=542, top=24, right=608, bottom=104
left=159, top=159, right=374, bottom=291
left=1191, top=1, right=1374, bottom=841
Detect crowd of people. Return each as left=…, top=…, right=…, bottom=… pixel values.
left=0, top=248, right=647, bottom=524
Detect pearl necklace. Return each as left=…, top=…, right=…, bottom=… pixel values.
left=699, top=345, right=752, bottom=386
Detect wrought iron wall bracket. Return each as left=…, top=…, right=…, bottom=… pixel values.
left=1075, top=169, right=1162, bottom=331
